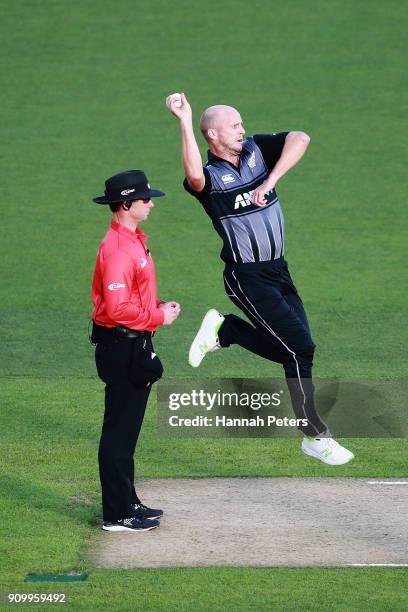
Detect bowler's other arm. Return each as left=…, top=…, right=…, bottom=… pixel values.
left=252, top=131, right=311, bottom=206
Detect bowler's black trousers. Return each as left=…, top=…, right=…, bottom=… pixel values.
left=219, top=258, right=328, bottom=437
left=95, top=335, right=154, bottom=522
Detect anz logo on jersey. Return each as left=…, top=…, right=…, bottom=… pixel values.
left=234, top=190, right=254, bottom=209
left=234, top=189, right=276, bottom=210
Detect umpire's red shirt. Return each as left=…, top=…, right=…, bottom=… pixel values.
left=91, top=220, right=165, bottom=331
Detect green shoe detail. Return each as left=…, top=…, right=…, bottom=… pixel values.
left=215, top=320, right=223, bottom=336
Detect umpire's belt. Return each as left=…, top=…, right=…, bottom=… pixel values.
left=91, top=321, right=152, bottom=343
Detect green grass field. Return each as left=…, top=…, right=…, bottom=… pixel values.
left=1, top=0, right=407, bottom=609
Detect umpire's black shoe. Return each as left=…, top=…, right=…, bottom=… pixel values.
left=132, top=502, right=163, bottom=520
left=102, top=516, right=160, bottom=532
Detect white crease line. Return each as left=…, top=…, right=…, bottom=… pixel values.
left=367, top=481, right=408, bottom=485
left=346, top=564, right=408, bottom=567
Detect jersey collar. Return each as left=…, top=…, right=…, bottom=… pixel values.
left=207, top=150, right=240, bottom=166
left=207, top=143, right=247, bottom=172
left=111, top=220, right=148, bottom=243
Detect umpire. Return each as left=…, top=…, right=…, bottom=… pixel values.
left=91, top=169, right=180, bottom=532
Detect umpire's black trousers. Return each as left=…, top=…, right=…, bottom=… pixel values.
left=220, top=258, right=328, bottom=437
left=95, top=333, right=155, bottom=522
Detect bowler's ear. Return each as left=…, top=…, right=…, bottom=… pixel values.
left=207, top=128, right=217, bottom=142
left=121, top=201, right=131, bottom=211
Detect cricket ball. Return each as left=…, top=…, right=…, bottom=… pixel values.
left=171, top=93, right=182, bottom=108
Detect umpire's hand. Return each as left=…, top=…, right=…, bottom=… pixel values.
left=160, top=301, right=181, bottom=325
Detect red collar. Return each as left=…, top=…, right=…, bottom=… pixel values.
left=110, top=220, right=148, bottom=243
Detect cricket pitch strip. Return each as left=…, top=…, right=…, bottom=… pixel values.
left=90, top=478, right=408, bottom=568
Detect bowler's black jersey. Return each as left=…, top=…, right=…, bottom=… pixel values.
left=183, top=133, right=289, bottom=264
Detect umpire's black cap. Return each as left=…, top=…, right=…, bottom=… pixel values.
left=93, top=170, right=165, bottom=204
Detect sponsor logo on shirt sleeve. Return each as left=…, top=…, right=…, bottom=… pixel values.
left=108, top=282, right=126, bottom=291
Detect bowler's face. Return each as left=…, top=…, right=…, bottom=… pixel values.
left=130, top=199, right=154, bottom=223
left=216, top=109, right=245, bottom=154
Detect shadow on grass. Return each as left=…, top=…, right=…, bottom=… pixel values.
left=3, top=397, right=102, bottom=446
left=0, top=473, right=101, bottom=527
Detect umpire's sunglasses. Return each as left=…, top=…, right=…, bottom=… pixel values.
left=128, top=198, right=151, bottom=204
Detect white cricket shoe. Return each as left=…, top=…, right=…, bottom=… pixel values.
left=301, top=437, right=354, bottom=466
left=188, top=309, right=225, bottom=367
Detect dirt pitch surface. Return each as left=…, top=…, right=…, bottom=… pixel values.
left=91, top=478, right=408, bottom=568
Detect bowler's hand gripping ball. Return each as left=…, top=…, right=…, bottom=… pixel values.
left=170, top=93, right=182, bottom=108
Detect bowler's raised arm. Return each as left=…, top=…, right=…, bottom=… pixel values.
left=166, top=92, right=205, bottom=193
